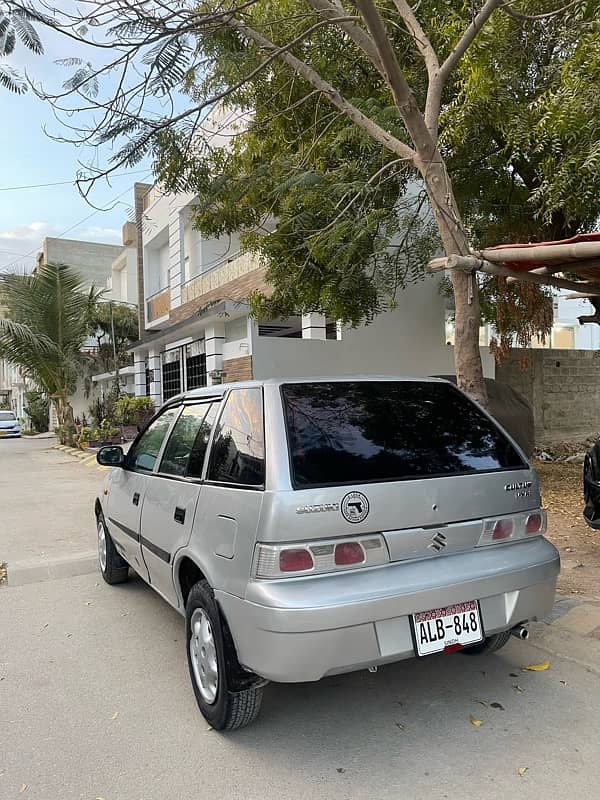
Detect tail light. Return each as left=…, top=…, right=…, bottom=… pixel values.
left=279, top=548, right=314, bottom=572
left=254, top=534, right=389, bottom=579
left=478, top=509, right=547, bottom=547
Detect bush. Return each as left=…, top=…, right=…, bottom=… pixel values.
left=88, top=388, right=119, bottom=426
left=114, top=395, right=155, bottom=425
left=24, top=391, right=49, bottom=433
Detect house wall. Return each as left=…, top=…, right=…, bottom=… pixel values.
left=496, top=348, right=600, bottom=442
left=252, top=279, right=496, bottom=381
left=41, top=238, right=122, bottom=291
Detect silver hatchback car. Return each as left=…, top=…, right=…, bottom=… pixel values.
left=95, top=377, right=559, bottom=730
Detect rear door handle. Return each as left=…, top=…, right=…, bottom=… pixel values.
left=132, top=492, right=140, bottom=506
left=174, top=507, right=186, bottom=525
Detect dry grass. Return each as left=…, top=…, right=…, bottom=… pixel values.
left=534, top=460, right=583, bottom=522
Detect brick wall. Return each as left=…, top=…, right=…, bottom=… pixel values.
left=223, top=356, right=253, bottom=383
left=169, top=267, right=269, bottom=325
left=496, top=349, right=600, bottom=442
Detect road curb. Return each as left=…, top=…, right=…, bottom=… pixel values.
left=4, top=552, right=98, bottom=586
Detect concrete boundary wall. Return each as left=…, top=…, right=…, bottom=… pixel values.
left=496, top=348, right=600, bottom=442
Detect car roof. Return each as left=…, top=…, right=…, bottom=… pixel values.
left=173, top=375, right=446, bottom=403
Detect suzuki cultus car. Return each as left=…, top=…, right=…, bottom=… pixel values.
left=95, top=378, right=560, bottom=730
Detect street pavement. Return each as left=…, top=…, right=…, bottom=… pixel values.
left=2, top=440, right=600, bottom=799
left=0, top=437, right=102, bottom=567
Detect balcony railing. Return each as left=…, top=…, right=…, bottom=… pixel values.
left=146, top=287, right=170, bottom=323
left=181, top=251, right=260, bottom=306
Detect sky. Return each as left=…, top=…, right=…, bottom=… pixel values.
left=0, top=18, right=154, bottom=274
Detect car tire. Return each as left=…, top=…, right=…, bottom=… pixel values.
left=461, top=630, right=512, bottom=655
left=186, top=580, right=263, bottom=731
left=97, top=514, right=129, bottom=585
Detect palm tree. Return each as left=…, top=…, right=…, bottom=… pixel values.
left=0, top=3, right=43, bottom=94
left=0, top=263, right=101, bottom=443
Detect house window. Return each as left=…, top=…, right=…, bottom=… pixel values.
left=185, top=340, right=206, bottom=390
left=161, top=349, right=182, bottom=400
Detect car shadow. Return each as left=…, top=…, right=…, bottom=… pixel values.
left=111, top=572, right=565, bottom=791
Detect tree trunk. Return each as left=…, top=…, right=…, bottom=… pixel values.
left=415, top=153, right=488, bottom=408
left=56, top=397, right=77, bottom=446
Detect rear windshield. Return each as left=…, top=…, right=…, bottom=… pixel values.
left=281, top=381, right=526, bottom=489
left=0, top=411, right=16, bottom=421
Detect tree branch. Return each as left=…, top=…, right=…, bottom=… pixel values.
left=423, top=0, right=501, bottom=137
left=500, top=0, right=583, bottom=21
left=439, top=0, right=502, bottom=82
left=305, top=0, right=384, bottom=74
left=354, top=0, right=433, bottom=155
left=224, top=15, right=416, bottom=163
left=390, top=0, right=439, bottom=80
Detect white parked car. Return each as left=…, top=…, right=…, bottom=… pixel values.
left=0, top=410, right=21, bottom=438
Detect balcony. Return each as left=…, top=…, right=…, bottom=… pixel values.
left=181, top=251, right=260, bottom=306
left=146, top=288, right=170, bottom=324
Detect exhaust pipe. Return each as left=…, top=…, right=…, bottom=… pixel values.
left=511, top=625, right=529, bottom=640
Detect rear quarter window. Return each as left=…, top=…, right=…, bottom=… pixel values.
left=281, top=381, right=526, bottom=489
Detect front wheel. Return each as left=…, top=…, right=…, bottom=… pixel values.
left=461, top=630, right=512, bottom=655
left=97, top=515, right=129, bottom=585
left=186, top=580, right=263, bottom=730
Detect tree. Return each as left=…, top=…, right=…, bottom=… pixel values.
left=0, top=2, right=43, bottom=93
left=87, top=301, right=139, bottom=395
left=18, top=0, right=598, bottom=405
left=24, top=389, right=49, bottom=432
left=0, top=263, right=100, bottom=443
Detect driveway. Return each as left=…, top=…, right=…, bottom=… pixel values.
left=2, top=443, right=600, bottom=799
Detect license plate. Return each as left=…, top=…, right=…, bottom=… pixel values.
left=412, top=600, right=483, bottom=656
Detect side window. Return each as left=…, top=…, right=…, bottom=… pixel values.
left=207, top=389, right=265, bottom=487
left=159, top=403, right=214, bottom=478
left=128, top=407, right=179, bottom=472
left=187, top=403, right=219, bottom=479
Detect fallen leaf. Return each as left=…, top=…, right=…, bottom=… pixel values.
left=336, top=768, right=345, bottom=774
left=110, top=712, right=119, bottom=720
left=509, top=672, right=518, bottom=678
left=19, top=785, right=28, bottom=794
left=85, top=601, right=93, bottom=606
left=560, top=680, right=567, bottom=685
left=42, top=623, right=49, bottom=629
left=206, top=725, right=213, bottom=732
left=522, top=660, right=550, bottom=672
left=518, top=767, right=528, bottom=777
left=478, top=700, right=488, bottom=707
left=469, top=714, right=483, bottom=727
left=513, top=685, right=524, bottom=693
left=120, top=612, right=129, bottom=617
left=490, top=702, right=505, bottom=710
left=395, top=722, right=405, bottom=731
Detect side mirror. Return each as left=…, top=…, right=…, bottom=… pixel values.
left=97, top=445, right=125, bottom=467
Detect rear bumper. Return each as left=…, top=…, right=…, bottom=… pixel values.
left=216, top=537, right=560, bottom=683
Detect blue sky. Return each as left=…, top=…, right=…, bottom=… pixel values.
left=0, top=26, right=154, bottom=273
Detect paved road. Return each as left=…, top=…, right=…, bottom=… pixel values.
left=0, top=437, right=100, bottom=566
left=2, top=443, right=600, bottom=799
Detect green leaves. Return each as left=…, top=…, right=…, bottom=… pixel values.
left=0, top=6, right=43, bottom=94
left=0, top=263, right=101, bottom=403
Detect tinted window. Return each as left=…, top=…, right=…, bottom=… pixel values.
left=207, top=389, right=265, bottom=486
left=282, top=381, right=525, bottom=489
left=159, top=404, right=214, bottom=477
left=128, top=407, right=179, bottom=472
left=0, top=411, right=16, bottom=421
left=187, top=403, right=219, bottom=479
